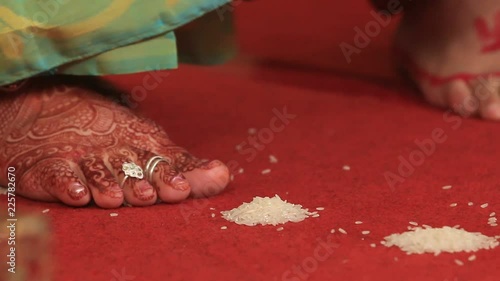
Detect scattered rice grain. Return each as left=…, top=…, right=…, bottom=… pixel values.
left=468, top=255, right=476, bottom=261
left=342, top=165, right=350, bottom=171
left=316, top=207, right=325, bottom=211
left=394, top=257, right=399, bottom=261
left=442, top=185, right=452, bottom=190
left=312, top=214, right=320, bottom=218
left=269, top=155, right=278, bottom=163
left=330, top=229, right=336, bottom=233
left=468, top=202, right=474, bottom=206
left=238, top=168, right=244, bottom=174
left=355, top=221, right=363, bottom=225
left=488, top=218, right=497, bottom=222
left=42, top=209, right=50, bottom=214
left=211, top=213, right=215, bottom=218
left=209, top=207, right=215, bottom=210
left=221, top=226, right=228, bottom=230
left=261, top=169, right=271, bottom=175
left=490, top=223, right=498, bottom=227
left=362, top=230, right=370, bottom=235
left=277, top=227, right=284, bottom=231
left=481, top=203, right=489, bottom=208
left=450, top=203, right=458, bottom=207
left=230, top=174, right=234, bottom=181
left=370, top=243, right=376, bottom=248
left=110, top=213, right=118, bottom=217
left=409, top=221, right=418, bottom=226
left=338, top=228, right=347, bottom=234
left=454, top=259, right=464, bottom=266
left=490, top=212, right=496, bottom=217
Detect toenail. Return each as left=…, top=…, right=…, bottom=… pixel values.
left=133, top=180, right=155, bottom=200
left=68, top=183, right=87, bottom=200
left=486, top=104, right=500, bottom=120
left=171, top=175, right=190, bottom=191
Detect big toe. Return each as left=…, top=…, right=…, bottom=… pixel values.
left=182, top=160, right=230, bottom=198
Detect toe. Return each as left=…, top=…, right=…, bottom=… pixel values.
left=446, top=80, right=478, bottom=118
left=80, top=153, right=124, bottom=209
left=472, top=77, right=500, bottom=121
left=106, top=149, right=157, bottom=207
left=19, top=158, right=91, bottom=206
left=147, top=157, right=191, bottom=203
left=168, top=149, right=230, bottom=198
left=182, top=160, right=230, bottom=198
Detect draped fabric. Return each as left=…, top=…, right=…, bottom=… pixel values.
left=0, top=0, right=230, bottom=86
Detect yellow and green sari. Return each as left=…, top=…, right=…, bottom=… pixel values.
left=0, top=0, right=235, bottom=86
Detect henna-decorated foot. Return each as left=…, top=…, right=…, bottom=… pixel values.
left=0, top=76, right=230, bottom=208
left=396, top=0, right=500, bottom=120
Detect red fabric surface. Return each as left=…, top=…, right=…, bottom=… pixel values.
left=3, top=1, right=500, bottom=281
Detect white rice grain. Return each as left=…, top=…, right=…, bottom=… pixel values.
left=355, top=221, right=363, bottom=225
left=362, top=230, right=370, bottom=235
left=454, top=259, right=464, bottom=266
left=330, top=229, right=336, bottom=233
left=211, top=213, right=216, bottom=218
left=481, top=203, right=489, bottom=208
left=490, top=223, right=498, bottom=227
left=450, top=203, right=458, bottom=207
left=221, top=226, right=228, bottom=230
left=370, top=243, right=376, bottom=248
left=277, top=227, right=284, bottom=231
left=269, top=155, right=278, bottom=163
left=261, top=169, right=271, bottom=175
left=409, top=221, right=418, bottom=226
left=468, top=255, right=476, bottom=261
left=338, top=228, right=347, bottom=234
left=490, top=212, right=496, bottom=217
left=238, top=168, right=244, bottom=174
left=316, top=207, right=325, bottom=211
left=42, top=209, right=50, bottom=214
left=342, top=165, right=351, bottom=171
left=312, top=214, right=320, bottom=218
left=441, top=185, right=452, bottom=190
left=209, top=207, right=215, bottom=210
left=468, top=202, right=474, bottom=206
left=110, top=213, right=118, bottom=217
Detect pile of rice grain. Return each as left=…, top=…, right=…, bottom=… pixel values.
left=221, top=195, right=316, bottom=226
left=383, top=226, right=499, bottom=255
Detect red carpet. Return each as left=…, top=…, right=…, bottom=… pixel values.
left=3, top=1, right=500, bottom=281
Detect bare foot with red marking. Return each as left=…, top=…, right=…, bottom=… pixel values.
left=0, top=76, right=230, bottom=208
left=397, top=0, right=500, bottom=120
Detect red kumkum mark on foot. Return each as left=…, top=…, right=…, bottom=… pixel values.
left=396, top=47, right=500, bottom=86
left=475, top=11, right=500, bottom=53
